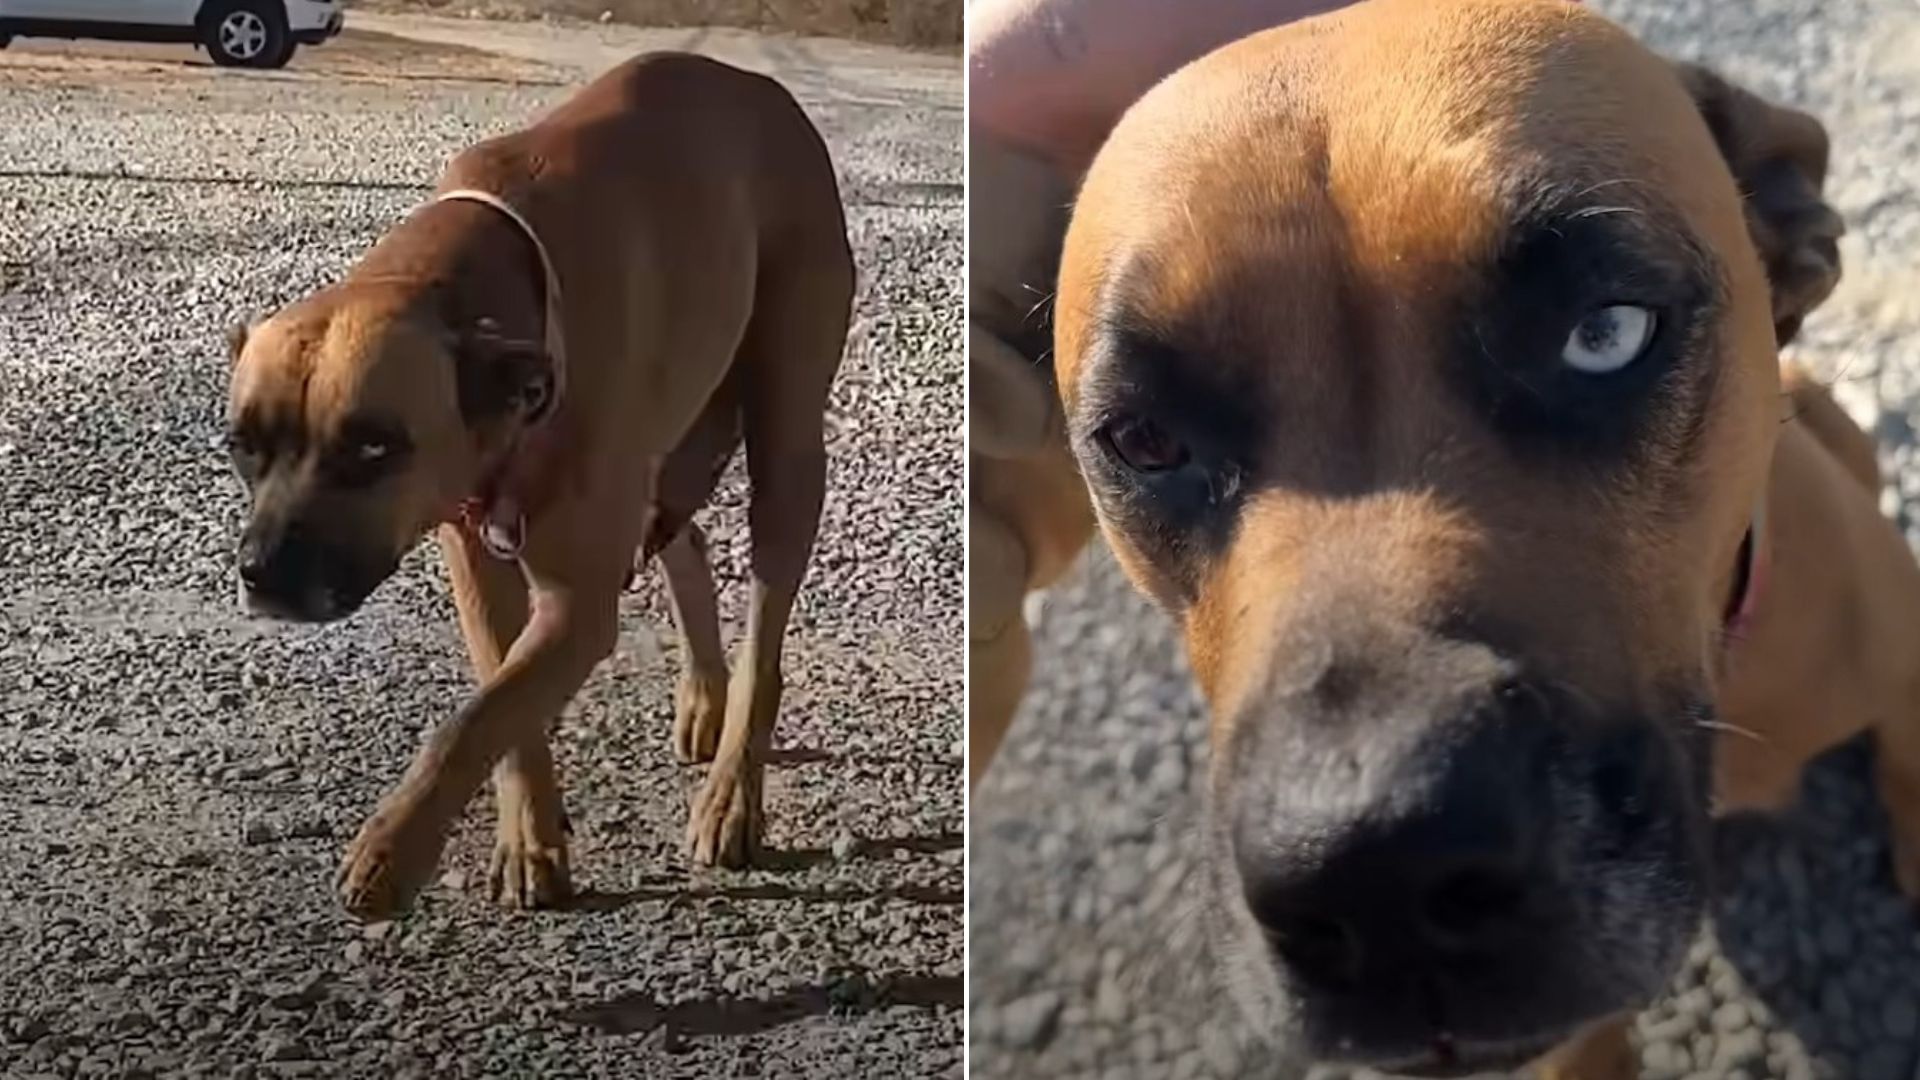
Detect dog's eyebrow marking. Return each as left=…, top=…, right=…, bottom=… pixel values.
left=1443, top=188, right=1721, bottom=464
left=333, top=412, right=411, bottom=449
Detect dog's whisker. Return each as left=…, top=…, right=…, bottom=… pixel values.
left=1569, top=204, right=1643, bottom=219
left=1571, top=177, right=1650, bottom=199
left=1695, top=718, right=1767, bottom=744
left=1022, top=289, right=1057, bottom=323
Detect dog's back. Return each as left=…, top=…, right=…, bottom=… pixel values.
left=452, top=52, right=848, bottom=268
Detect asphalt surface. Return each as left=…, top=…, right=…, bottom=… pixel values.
left=0, top=19, right=961, bottom=1079
left=967, top=0, right=1920, bottom=1077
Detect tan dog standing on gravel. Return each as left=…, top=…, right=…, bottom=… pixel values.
left=225, top=53, right=853, bottom=919
left=996, top=0, right=1920, bottom=1075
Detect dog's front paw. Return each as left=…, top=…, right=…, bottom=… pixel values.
left=686, top=762, right=762, bottom=868
left=672, top=669, right=728, bottom=764
left=489, top=817, right=572, bottom=910
left=336, top=800, right=449, bottom=921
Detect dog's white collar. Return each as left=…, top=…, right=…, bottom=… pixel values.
left=435, top=187, right=568, bottom=397
left=435, top=187, right=568, bottom=560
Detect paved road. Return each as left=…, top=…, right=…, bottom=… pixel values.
left=968, top=0, right=1920, bottom=1076
left=0, top=19, right=961, bottom=1079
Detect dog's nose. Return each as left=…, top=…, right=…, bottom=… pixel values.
left=237, top=537, right=271, bottom=590
left=1235, top=682, right=1576, bottom=990
left=237, top=525, right=318, bottom=599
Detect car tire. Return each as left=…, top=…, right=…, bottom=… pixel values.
left=200, top=0, right=290, bottom=69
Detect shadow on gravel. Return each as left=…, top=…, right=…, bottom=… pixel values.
left=0, top=166, right=433, bottom=192
left=560, top=971, right=962, bottom=1048
left=1708, top=737, right=1920, bottom=1080
left=756, top=831, right=965, bottom=869
left=567, top=879, right=961, bottom=910
left=761, top=746, right=948, bottom=769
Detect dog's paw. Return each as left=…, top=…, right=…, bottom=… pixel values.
left=672, top=669, right=728, bottom=764
left=336, top=801, right=448, bottom=921
left=487, top=822, right=568, bottom=907
left=686, top=763, right=762, bottom=868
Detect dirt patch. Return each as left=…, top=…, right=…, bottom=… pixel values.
left=357, top=0, right=960, bottom=48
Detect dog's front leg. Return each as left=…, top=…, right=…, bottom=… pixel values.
left=336, top=550, right=624, bottom=921
left=437, top=523, right=581, bottom=911
left=1532, top=1015, right=1636, bottom=1080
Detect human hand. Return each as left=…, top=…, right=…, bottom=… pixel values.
left=969, top=0, right=1358, bottom=176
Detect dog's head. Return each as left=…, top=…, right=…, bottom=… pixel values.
left=225, top=284, right=554, bottom=621
left=1053, top=0, right=1840, bottom=1071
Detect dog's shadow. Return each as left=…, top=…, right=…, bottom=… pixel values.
left=557, top=970, right=961, bottom=1051
left=561, top=830, right=964, bottom=912
left=1708, top=738, right=1920, bottom=1078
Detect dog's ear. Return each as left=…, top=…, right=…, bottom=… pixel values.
left=1674, top=63, right=1844, bottom=345
left=226, top=321, right=251, bottom=362
left=454, top=320, right=555, bottom=426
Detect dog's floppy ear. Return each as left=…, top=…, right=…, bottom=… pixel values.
left=226, top=321, right=251, bottom=362
left=454, top=318, right=555, bottom=426
left=1674, top=63, right=1844, bottom=345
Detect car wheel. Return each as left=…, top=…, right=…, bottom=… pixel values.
left=201, top=1, right=289, bottom=69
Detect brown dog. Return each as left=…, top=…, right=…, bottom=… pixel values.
left=225, top=53, right=853, bottom=919
left=1032, top=0, right=1907, bottom=1074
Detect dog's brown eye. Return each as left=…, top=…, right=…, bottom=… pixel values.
left=1102, top=416, right=1189, bottom=473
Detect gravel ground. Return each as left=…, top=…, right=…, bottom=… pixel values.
left=967, top=0, right=1920, bottom=1076
left=0, top=19, right=960, bottom=1079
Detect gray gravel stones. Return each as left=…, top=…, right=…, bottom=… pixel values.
left=1002, top=990, right=1064, bottom=1049
left=968, top=0, right=1920, bottom=1076
left=0, top=18, right=959, bottom=1079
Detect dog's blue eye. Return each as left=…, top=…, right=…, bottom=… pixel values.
left=1561, top=305, right=1656, bottom=374
left=322, top=431, right=409, bottom=488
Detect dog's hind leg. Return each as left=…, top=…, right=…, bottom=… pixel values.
left=438, top=524, right=573, bottom=909
left=662, top=523, right=729, bottom=763
left=646, top=382, right=741, bottom=764
left=686, top=253, right=849, bottom=868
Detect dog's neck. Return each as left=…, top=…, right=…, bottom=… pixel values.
left=356, top=199, right=550, bottom=349
left=354, top=200, right=564, bottom=558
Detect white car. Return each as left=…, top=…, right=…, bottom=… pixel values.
left=0, top=0, right=342, bottom=68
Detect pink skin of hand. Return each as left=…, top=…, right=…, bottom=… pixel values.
left=969, top=0, right=1360, bottom=174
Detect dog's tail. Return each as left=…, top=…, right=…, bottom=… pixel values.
left=1782, top=364, right=1880, bottom=492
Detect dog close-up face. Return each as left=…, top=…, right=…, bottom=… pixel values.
left=226, top=284, right=551, bottom=622
left=1053, top=0, right=1838, bottom=1073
